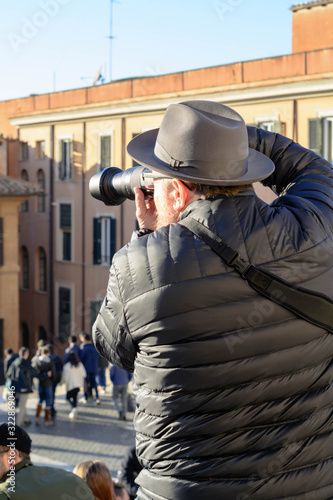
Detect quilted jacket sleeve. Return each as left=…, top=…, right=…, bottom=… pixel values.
left=247, top=127, right=333, bottom=226
left=92, top=259, right=137, bottom=373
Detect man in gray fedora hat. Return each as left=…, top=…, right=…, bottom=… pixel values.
left=93, top=101, right=333, bottom=499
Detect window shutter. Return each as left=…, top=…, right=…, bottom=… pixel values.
left=59, top=287, right=71, bottom=341
left=62, top=232, right=71, bottom=261
left=68, top=140, right=72, bottom=179
left=60, top=140, right=66, bottom=179
left=93, top=217, right=102, bottom=265
left=100, top=136, right=111, bottom=170
left=60, top=204, right=71, bottom=229
left=308, top=118, right=322, bottom=156
left=60, top=140, right=72, bottom=179
left=280, top=122, right=287, bottom=136
left=110, top=217, right=116, bottom=263
left=271, top=121, right=282, bottom=134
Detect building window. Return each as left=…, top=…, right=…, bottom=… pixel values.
left=22, top=323, right=29, bottom=348
left=60, top=204, right=71, bottom=261
left=38, top=326, right=47, bottom=341
left=258, top=121, right=274, bottom=132
left=58, top=287, right=71, bottom=341
left=257, top=121, right=286, bottom=134
left=22, top=246, right=29, bottom=289
left=21, top=142, right=29, bottom=161
left=323, top=117, right=333, bottom=164
left=36, top=140, right=45, bottom=159
left=59, top=139, right=72, bottom=180
left=21, top=170, right=29, bottom=212
left=308, top=118, right=322, bottom=156
left=93, top=216, right=116, bottom=265
left=0, top=218, right=3, bottom=267
left=39, top=247, right=47, bottom=291
left=37, top=170, right=45, bottom=212
left=100, top=135, right=112, bottom=171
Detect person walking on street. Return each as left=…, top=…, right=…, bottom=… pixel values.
left=64, top=335, right=81, bottom=363
left=31, top=339, right=45, bottom=362
left=32, top=346, right=56, bottom=426
left=61, top=351, right=86, bottom=419
left=98, top=354, right=109, bottom=394
left=110, top=365, right=132, bottom=421
left=6, top=347, right=39, bottom=427
left=80, top=333, right=100, bottom=404
left=4, top=349, right=18, bottom=378
left=46, top=344, right=63, bottom=419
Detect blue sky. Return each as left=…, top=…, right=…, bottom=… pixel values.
left=0, top=0, right=295, bottom=101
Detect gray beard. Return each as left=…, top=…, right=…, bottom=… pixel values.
left=155, top=205, right=180, bottom=230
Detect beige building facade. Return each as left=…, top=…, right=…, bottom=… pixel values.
left=0, top=166, right=41, bottom=355
left=0, top=0, right=332, bottom=353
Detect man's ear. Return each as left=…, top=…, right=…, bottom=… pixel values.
left=14, top=448, right=22, bottom=464
left=171, top=179, right=191, bottom=212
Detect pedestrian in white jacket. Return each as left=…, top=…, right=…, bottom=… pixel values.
left=61, top=351, right=86, bottom=419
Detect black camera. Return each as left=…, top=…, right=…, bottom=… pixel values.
left=89, top=166, right=157, bottom=206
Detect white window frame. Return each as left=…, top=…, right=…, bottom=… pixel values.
left=254, top=114, right=279, bottom=132
left=96, top=211, right=116, bottom=266
left=36, top=140, right=46, bottom=160
left=101, top=216, right=112, bottom=266
left=98, top=131, right=114, bottom=172
left=57, top=134, right=73, bottom=181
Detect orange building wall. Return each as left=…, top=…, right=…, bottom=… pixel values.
left=292, top=2, right=333, bottom=53
left=1, top=45, right=333, bottom=142
left=0, top=197, right=28, bottom=352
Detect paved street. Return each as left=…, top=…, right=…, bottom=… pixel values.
left=0, top=382, right=135, bottom=481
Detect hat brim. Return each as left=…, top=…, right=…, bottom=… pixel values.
left=127, top=128, right=275, bottom=186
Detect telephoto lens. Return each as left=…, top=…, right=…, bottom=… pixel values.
left=89, top=166, right=156, bottom=206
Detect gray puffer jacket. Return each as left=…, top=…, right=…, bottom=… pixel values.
left=93, top=128, right=333, bottom=500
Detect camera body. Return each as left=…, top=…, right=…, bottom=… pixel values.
left=89, top=166, right=154, bottom=206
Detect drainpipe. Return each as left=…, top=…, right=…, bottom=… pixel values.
left=82, top=123, right=86, bottom=332
left=6, top=138, right=9, bottom=176
left=121, top=117, right=126, bottom=247
left=49, top=125, right=54, bottom=345
left=293, top=100, right=298, bottom=143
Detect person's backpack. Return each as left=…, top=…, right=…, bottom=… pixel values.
left=7, top=361, right=22, bottom=392
left=51, top=354, right=63, bottom=384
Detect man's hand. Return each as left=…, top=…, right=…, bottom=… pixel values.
left=134, top=187, right=157, bottom=231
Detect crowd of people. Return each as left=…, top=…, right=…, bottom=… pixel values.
left=0, top=337, right=137, bottom=499
left=0, top=334, right=133, bottom=426
left=0, top=422, right=139, bottom=499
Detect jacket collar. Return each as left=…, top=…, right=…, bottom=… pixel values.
left=0, top=459, right=32, bottom=483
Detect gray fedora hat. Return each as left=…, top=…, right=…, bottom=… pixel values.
left=127, top=100, right=275, bottom=186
